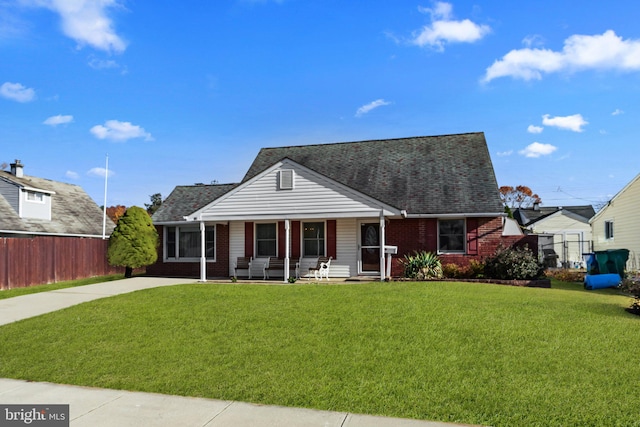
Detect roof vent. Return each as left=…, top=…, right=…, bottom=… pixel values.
left=278, top=169, right=294, bottom=190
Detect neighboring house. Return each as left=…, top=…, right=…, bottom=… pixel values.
left=513, top=204, right=595, bottom=268
left=0, top=160, right=117, bottom=288
left=590, top=172, right=640, bottom=271
left=148, top=132, right=532, bottom=281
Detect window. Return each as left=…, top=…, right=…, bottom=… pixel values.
left=25, top=191, right=44, bottom=202
left=438, top=219, right=465, bottom=253
left=605, top=220, right=614, bottom=240
left=165, top=225, right=215, bottom=261
left=256, top=223, right=277, bottom=257
left=303, top=222, right=325, bottom=257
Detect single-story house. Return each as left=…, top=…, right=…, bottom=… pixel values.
left=148, top=132, right=530, bottom=281
left=0, top=160, right=117, bottom=288
left=590, top=172, right=640, bottom=271
left=513, top=204, right=595, bottom=268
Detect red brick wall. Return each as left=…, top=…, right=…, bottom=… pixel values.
left=147, top=224, right=230, bottom=279
left=386, top=217, right=538, bottom=277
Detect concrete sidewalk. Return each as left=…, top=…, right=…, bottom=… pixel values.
left=0, top=277, right=199, bottom=326
left=0, top=277, right=479, bottom=427
left=0, top=378, right=475, bottom=427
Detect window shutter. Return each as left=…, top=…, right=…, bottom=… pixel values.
left=244, top=222, right=254, bottom=258
left=279, top=169, right=294, bottom=190
left=291, top=221, right=301, bottom=258
left=278, top=221, right=286, bottom=256
left=466, top=218, right=478, bottom=255
left=327, top=220, right=337, bottom=259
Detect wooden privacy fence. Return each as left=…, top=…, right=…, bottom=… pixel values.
left=0, top=236, right=122, bottom=289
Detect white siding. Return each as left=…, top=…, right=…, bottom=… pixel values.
left=591, top=176, right=640, bottom=270
left=197, top=161, right=394, bottom=220
left=228, top=218, right=362, bottom=279
left=21, top=190, right=51, bottom=220
left=530, top=212, right=592, bottom=267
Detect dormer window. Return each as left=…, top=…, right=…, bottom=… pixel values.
left=26, top=191, right=45, bottom=203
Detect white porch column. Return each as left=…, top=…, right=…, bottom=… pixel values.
left=379, top=212, right=386, bottom=282
left=284, top=219, right=290, bottom=283
left=199, top=221, right=207, bottom=282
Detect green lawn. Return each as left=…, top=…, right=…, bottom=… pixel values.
left=0, top=281, right=638, bottom=426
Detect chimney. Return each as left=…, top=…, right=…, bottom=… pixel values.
left=10, top=160, right=24, bottom=178
left=533, top=201, right=540, bottom=211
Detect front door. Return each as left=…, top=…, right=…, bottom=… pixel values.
left=359, top=222, right=380, bottom=273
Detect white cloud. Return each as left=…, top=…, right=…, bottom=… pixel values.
left=87, top=167, right=115, bottom=178
left=496, top=150, right=513, bottom=157
left=542, top=114, right=588, bottom=132
left=522, top=34, right=545, bottom=48
left=412, top=2, right=490, bottom=51
left=0, top=82, right=35, bottom=102
left=65, top=170, right=79, bottom=179
left=483, top=30, right=640, bottom=82
left=519, top=142, right=557, bottom=158
left=612, top=108, right=624, bottom=115
left=24, top=0, right=127, bottom=53
left=43, top=114, right=73, bottom=126
left=355, top=99, right=391, bottom=117
left=527, top=125, right=543, bottom=134
left=90, top=120, right=153, bottom=142
left=88, top=58, right=118, bottom=69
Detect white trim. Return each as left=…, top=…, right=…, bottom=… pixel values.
left=407, top=212, right=504, bottom=219
left=187, top=159, right=402, bottom=221
left=0, top=230, right=105, bottom=238
left=379, top=212, right=386, bottom=281
left=199, top=221, right=207, bottom=282
left=190, top=211, right=388, bottom=222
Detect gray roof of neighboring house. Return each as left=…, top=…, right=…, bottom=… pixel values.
left=243, top=132, right=504, bottom=215
left=513, top=205, right=596, bottom=227
left=152, top=183, right=238, bottom=223
left=0, top=171, right=115, bottom=236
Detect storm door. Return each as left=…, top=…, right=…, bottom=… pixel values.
left=359, top=222, right=380, bottom=273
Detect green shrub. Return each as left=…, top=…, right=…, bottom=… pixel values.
left=483, top=245, right=544, bottom=280
left=620, top=277, right=640, bottom=314
left=442, top=263, right=461, bottom=278
left=467, top=259, right=485, bottom=278
left=401, top=251, right=443, bottom=279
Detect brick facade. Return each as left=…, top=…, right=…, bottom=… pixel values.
left=386, top=217, right=538, bottom=277
left=147, top=224, right=230, bottom=278
left=149, top=218, right=537, bottom=279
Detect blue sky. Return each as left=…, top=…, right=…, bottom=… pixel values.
left=2, top=0, right=639, bottom=210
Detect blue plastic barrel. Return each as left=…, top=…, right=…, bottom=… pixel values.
left=584, top=273, right=621, bottom=290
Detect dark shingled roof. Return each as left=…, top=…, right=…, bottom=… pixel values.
left=243, top=132, right=504, bottom=215
left=152, top=183, right=238, bottom=222
left=0, top=171, right=114, bottom=236
left=513, top=205, right=596, bottom=227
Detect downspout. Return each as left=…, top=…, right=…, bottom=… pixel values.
left=199, top=221, right=206, bottom=282
left=284, top=219, right=290, bottom=284
left=379, top=211, right=386, bottom=282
